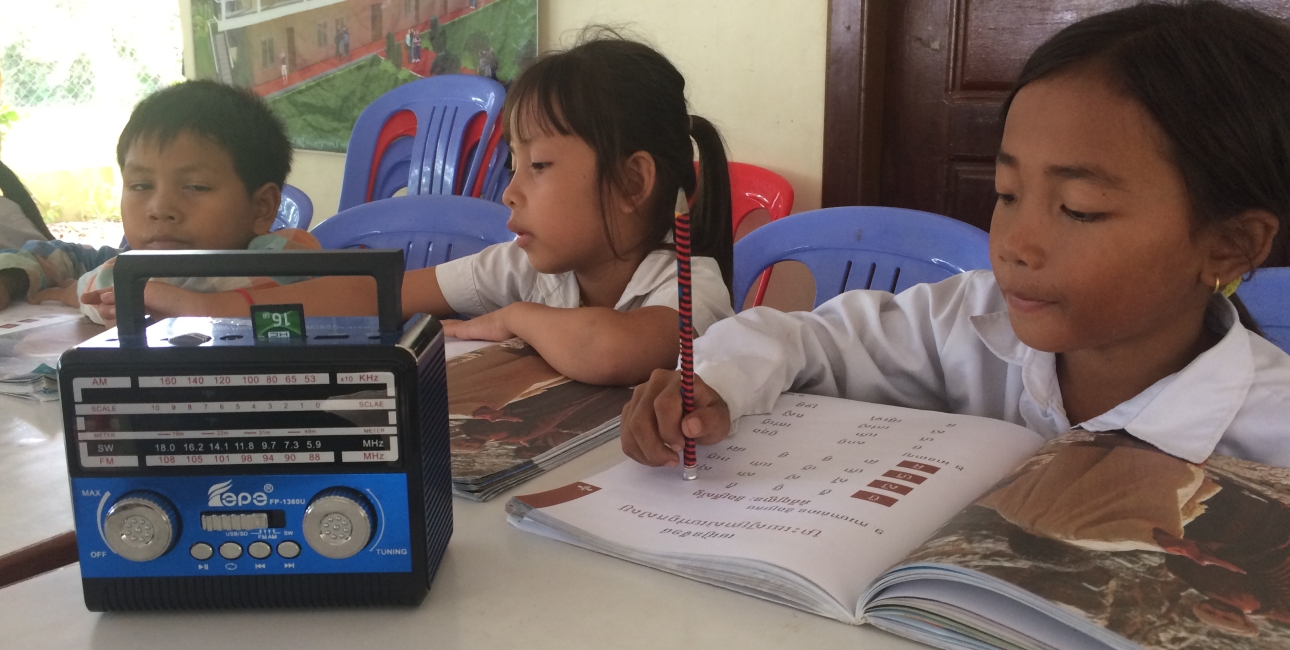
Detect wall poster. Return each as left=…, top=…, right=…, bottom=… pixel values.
left=190, top=0, right=536, bottom=152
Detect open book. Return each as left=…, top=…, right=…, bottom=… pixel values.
left=0, top=303, right=100, bottom=401
left=507, top=393, right=1290, bottom=649
left=448, top=338, right=632, bottom=501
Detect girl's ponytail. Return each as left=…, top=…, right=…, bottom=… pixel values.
left=688, top=114, right=733, bottom=297
left=0, top=160, right=51, bottom=240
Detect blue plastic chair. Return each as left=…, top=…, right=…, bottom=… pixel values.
left=479, top=138, right=511, bottom=203
left=338, top=75, right=506, bottom=212
left=1237, top=267, right=1290, bottom=353
left=311, top=194, right=514, bottom=270
left=273, top=184, right=314, bottom=231
left=732, top=206, right=993, bottom=310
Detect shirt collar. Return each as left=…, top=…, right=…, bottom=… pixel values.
left=531, top=247, right=677, bottom=311
left=970, top=296, right=1254, bottom=463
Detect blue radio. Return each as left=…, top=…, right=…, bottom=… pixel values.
left=58, top=250, right=452, bottom=610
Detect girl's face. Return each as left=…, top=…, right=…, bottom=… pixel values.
left=502, top=129, right=647, bottom=276
left=991, top=70, right=1216, bottom=357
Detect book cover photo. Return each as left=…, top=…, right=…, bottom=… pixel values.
left=447, top=338, right=631, bottom=499
left=887, top=431, right=1290, bottom=649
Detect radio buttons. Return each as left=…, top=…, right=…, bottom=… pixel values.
left=218, top=542, right=243, bottom=560
left=277, top=541, right=301, bottom=559
left=302, top=489, right=375, bottom=559
left=103, top=492, right=179, bottom=562
left=248, top=541, right=272, bottom=559
left=190, top=542, right=214, bottom=561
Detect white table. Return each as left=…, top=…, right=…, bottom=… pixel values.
left=0, top=441, right=922, bottom=650
left=0, top=392, right=74, bottom=558
left=0, top=304, right=102, bottom=564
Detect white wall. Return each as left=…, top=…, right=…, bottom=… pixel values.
left=540, top=0, right=827, bottom=215
left=182, top=0, right=828, bottom=224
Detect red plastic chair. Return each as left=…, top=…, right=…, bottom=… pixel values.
left=727, top=162, right=794, bottom=306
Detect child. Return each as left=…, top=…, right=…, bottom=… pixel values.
left=0, top=160, right=53, bottom=249
left=114, top=34, right=736, bottom=388
left=0, top=79, right=319, bottom=321
left=621, top=1, right=1290, bottom=470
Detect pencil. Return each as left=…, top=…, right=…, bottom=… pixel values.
left=675, top=191, right=698, bottom=481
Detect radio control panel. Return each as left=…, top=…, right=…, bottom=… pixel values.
left=73, top=473, right=413, bottom=578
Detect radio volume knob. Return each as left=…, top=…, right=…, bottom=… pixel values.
left=301, top=488, right=376, bottom=559
left=103, top=491, right=180, bottom=562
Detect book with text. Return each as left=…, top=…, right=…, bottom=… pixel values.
left=0, top=303, right=101, bottom=401
left=448, top=338, right=632, bottom=501
left=507, top=393, right=1290, bottom=650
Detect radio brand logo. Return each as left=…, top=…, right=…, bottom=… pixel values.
left=207, top=480, right=269, bottom=507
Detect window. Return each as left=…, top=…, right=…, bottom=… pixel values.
left=261, top=37, right=275, bottom=69
left=317, top=22, right=327, bottom=48
left=404, top=0, right=412, bottom=16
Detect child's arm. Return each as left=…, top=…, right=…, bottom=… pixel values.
left=444, top=303, right=680, bottom=386
left=620, top=368, right=733, bottom=467
left=400, top=266, right=454, bottom=317
left=0, top=240, right=116, bottom=311
left=83, top=275, right=380, bottom=323
left=0, top=268, right=25, bottom=310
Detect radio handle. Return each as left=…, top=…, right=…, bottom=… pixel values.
left=112, top=249, right=404, bottom=340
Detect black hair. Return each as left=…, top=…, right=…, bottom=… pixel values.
left=1002, top=0, right=1290, bottom=332
left=502, top=30, right=734, bottom=296
left=116, top=79, right=292, bottom=194
left=0, top=160, right=52, bottom=240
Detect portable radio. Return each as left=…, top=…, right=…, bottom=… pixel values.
left=58, top=250, right=452, bottom=610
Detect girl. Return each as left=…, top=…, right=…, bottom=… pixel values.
left=113, top=34, right=736, bottom=387
left=621, top=1, right=1290, bottom=469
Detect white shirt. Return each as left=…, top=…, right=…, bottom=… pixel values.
left=694, top=270, right=1290, bottom=468
left=436, top=240, right=734, bottom=335
left=0, top=197, right=46, bottom=249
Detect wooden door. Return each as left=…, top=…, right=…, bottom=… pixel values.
left=286, top=27, right=297, bottom=73
left=825, top=0, right=1290, bottom=246
left=371, top=3, right=384, bottom=44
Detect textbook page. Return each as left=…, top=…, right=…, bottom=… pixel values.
left=863, top=431, right=1290, bottom=650
left=508, top=393, right=1044, bottom=622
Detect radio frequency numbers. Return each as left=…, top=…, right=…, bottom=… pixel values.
left=146, top=452, right=335, bottom=466
left=138, top=373, right=328, bottom=389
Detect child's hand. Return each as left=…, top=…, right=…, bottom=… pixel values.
left=81, top=282, right=195, bottom=325
left=80, top=286, right=117, bottom=325
left=620, top=369, right=732, bottom=467
left=31, top=281, right=80, bottom=308
left=441, top=307, right=516, bottom=341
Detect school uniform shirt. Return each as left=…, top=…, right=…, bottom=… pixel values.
left=435, top=240, right=734, bottom=335
left=694, top=270, right=1290, bottom=468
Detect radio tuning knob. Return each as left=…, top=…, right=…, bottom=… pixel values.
left=302, top=488, right=376, bottom=559
left=103, top=491, right=180, bottom=562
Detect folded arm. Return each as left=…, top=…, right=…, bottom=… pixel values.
left=84, top=275, right=381, bottom=323
left=446, top=303, right=679, bottom=386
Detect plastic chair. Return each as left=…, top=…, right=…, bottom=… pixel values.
left=338, top=75, right=506, bottom=212
left=1237, top=267, right=1290, bottom=353
left=273, top=184, right=314, bottom=231
left=728, top=162, right=794, bottom=306
left=311, top=194, right=514, bottom=270
left=732, top=206, right=992, bottom=310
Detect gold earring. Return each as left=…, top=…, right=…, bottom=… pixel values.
left=1214, top=277, right=1222, bottom=294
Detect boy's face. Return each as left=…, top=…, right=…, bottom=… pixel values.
left=120, top=131, right=279, bottom=251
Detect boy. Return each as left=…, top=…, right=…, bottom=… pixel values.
left=0, top=79, right=319, bottom=323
